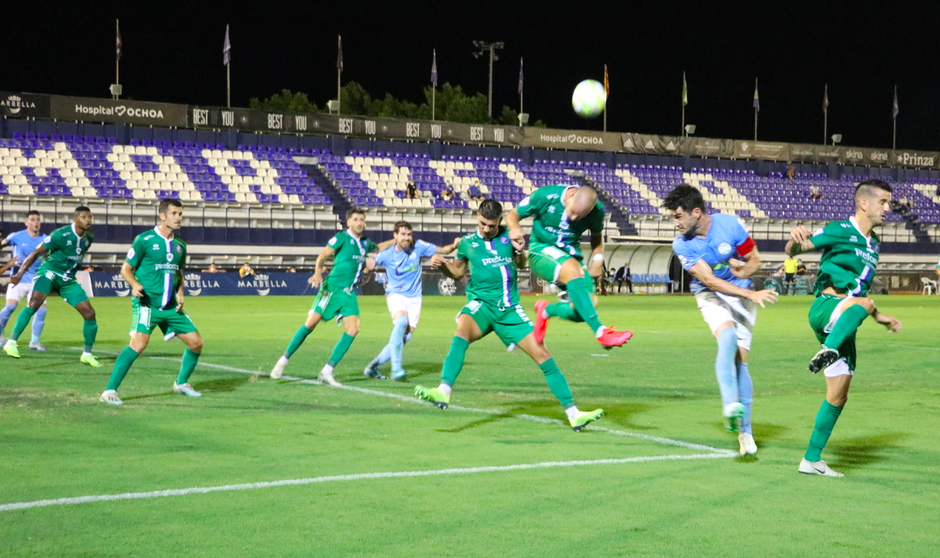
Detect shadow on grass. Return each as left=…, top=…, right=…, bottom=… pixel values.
left=195, top=375, right=253, bottom=393
left=752, top=422, right=788, bottom=442
left=829, top=432, right=906, bottom=470
left=343, top=361, right=440, bottom=384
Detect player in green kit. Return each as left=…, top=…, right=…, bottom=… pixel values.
left=3, top=206, right=101, bottom=366
left=99, top=199, right=204, bottom=405
left=785, top=179, right=902, bottom=477
left=415, top=199, right=604, bottom=431
left=271, top=208, right=383, bottom=386
left=506, top=185, right=632, bottom=348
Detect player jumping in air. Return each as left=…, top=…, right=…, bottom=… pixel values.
left=271, top=208, right=380, bottom=386
left=3, top=206, right=101, bottom=366
left=0, top=211, right=49, bottom=350
left=506, top=184, right=632, bottom=348
left=785, top=179, right=901, bottom=477
left=415, top=199, right=605, bottom=431
left=363, top=220, right=455, bottom=381
left=100, top=199, right=204, bottom=405
left=662, top=184, right=777, bottom=455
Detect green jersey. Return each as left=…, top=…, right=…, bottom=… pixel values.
left=515, top=185, right=605, bottom=260
left=125, top=227, right=188, bottom=310
left=324, top=230, right=377, bottom=293
left=809, top=217, right=880, bottom=297
left=37, top=224, right=94, bottom=280
left=456, top=227, right=520, bottom=309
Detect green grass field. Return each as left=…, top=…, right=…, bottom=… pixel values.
left=1, top=294, right=938, bottom=557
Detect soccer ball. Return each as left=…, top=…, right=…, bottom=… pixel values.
left=571, top=80, right=607, bottom=119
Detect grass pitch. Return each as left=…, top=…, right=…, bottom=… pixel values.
left=1, top=294, right=938, bottom=557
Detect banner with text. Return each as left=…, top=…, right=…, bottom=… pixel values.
left=50, top=96, right=189, bottom=127
left=0, top=92, right=51, bottom=119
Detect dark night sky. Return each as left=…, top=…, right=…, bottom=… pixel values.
left=4, top=1, right=940, bottom=150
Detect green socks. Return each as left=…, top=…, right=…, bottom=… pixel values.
left=566, top=277, right=603, bottom=333
left=540, top=358, right=574, bottom=408
left=327, top=333, right=356, bottom=368
left=83, top=319, right=98, bottom=353
left=441, top=336, right=470, bottom=386
left=177, top=348, right=201, bottom=385
left=804, top=400, right=844, bottom=462
left=106, top=347, right=140, bottom=391
left=10, top=306, right=35, bottom=341
left=824, top=304, right=869, bottom=351
left=545, top=302, right=584, bottom=323
left=285, top=325, right=313, bottom=358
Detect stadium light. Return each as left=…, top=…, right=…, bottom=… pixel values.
left=327, top=100, right=339, bottom=114
left=472, top=40, right=504, bottom=118
left=684, top=124, right=696, bottom=137
left=831, top=133, right=842, bottom=145
left=109, top=83, right=123, bottom=100
left=518, top=112, right=530, bottom=126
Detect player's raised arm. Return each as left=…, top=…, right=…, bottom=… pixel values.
left=435, top=237, right=460, bottom=255
left=374, top=238, right=396, bottom=252
left=785, top=225, right=816, bottom=257
left=9, top=243, right=47, bottom=285
left=309, top=245, right=336, bottom=287
left=435, top=255, right=467, bottom=280
left=687, top=259, right=777, bottom=308
left=506, top=208, right=526, bottom=244
left=586, top=231, right=605, bottom=278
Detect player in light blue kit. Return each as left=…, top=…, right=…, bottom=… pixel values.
left=0, top=211, right=50, bottom=350
left=364, top=221, right=455, bottom=380
left=662, top=185, right=777, bottom=456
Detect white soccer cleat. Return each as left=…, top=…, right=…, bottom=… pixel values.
left=28, top=342, right=47, bottom=351
left=738, top=433, right=757, bottom=455
left=270, top=356, right=288, bottom=379
left=173, top=383, right=202, bottom=397
left=99, top=390, right=123, bottom=406
left=798, top=458, right=844, bottom=478
left=318, top=368, right=342, bottom=387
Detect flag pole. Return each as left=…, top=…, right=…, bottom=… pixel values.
left=519, top=57, right=523, bottom=120
left=823, top=84, right=829, bottom=144
left=431, top=48, right=437, bottom=121
left=223, top=24, right=231, bottom=108
left=337, top=35, right=343, bottom=115
left=681, top=71, right=686, bottom=136
left=603, top=64, right=607, bottom=132
left=115, top=19, right=120, bottom=92
left=753, top=78, right=759, bottom=141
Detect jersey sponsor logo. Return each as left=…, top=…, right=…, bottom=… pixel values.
left=854, top=247, right=877, bottom=266
left=481, top=255, right=513, bottom=266
left=718, top=242, right=733, bottom=256
left=154, top=263, right=179, bottom=271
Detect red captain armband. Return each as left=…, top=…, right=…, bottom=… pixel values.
left=737, top=237, right=756, bottom=256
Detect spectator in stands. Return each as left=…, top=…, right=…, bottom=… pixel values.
left=468, top=180, right=484, bottom=201
left=786, top=164, right=795, bottom=180
left=405, top=180, right=418, bottom=199
left=203, top=263, right=222, bottom=273
left=614, top=265, right=626, bottom=293
left=796, top=259, right=808, bottom=276
left=239, top=263, right=255, bottom=278
left=287, top=267, right=297, bottom=273
left=440, top=182, right=455, bottom=202
left=892, top=193, right=912, bottom=216
left=810, top=181, right=822, bottom=200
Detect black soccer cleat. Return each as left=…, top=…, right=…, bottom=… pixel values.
left=808, top=347, right=839, bottom=374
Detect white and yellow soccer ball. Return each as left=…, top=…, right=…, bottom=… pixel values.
left=571, top=79, right=607, bottom=119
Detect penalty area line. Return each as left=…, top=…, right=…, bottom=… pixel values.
left=0, top=452, right=732, bottom=513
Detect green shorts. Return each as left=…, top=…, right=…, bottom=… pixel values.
left=310, top=288, right=359, bottom=321
left=460, top=299, right=533, bottom=348
left=130, top=301, right=198, bottom=336
left=33, top=272, right=88, bottom=307
left=528, top=244, right=594, bottom=293
left=809, top=294, right=857, bottom=371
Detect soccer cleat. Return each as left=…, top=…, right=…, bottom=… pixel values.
left=173, top=383, right=202, bottom=397
left=80, top=354, right=102, bottom=368
left=318, top=368, right=342, bottom=387
left=799, top=458, right=844, bottom=478
left=270, top=357, right=288, bottom=379
left=3, top=340, right=20, bottom=359
left=569, top=408, right=604, bottom=431
left=415, top=386, right=449, bottom=409
left=533, top=300, right=550, bottom=344
left=391, top=369, right=407, bottom=381
left=808, top=347, right=839, bottom=374
left=99, top=390, right=123, bottom=406
left=29, top=342, right=47, bottom=351
left=363, top=363, right=386, bottom=380
left=723, top=402, right=746, bottom=433
left=738, top=432, right=758, bottom=455
left=596, top=326, right=633, bottom=348
left=163, top=332, right=177, bottom=342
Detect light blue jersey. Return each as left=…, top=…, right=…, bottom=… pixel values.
left=672, top=213, right=755, bottom=295
left=4, top=229, right=48, bottom=282
left=375, top=240, right=437, bottom=298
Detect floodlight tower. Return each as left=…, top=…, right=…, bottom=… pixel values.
left=473, top=40, right=504, bottom=118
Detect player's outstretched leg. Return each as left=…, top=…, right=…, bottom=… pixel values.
left=29, top=306, right=47, bottom=351
left=319, top=316, right=359, bottom=387
left=0, top=301, right=17, bottom=343
left=415, top=335, right=469, bottom=409
left=566, top=276, right=632, bottom=348
left=272, top=318, right=317, bottom=379
left=715, top=327, right=744, bottom=432
left=4, top=305, right=36, bottom=358
left=809, top=301, right=869, bottom=373
left=364, top=345, right=390, bottom=379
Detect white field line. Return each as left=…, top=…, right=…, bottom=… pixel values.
left=0, top=453, right=730, bottom=513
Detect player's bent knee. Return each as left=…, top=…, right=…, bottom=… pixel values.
left=855, top=297, right=875, bottom=314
